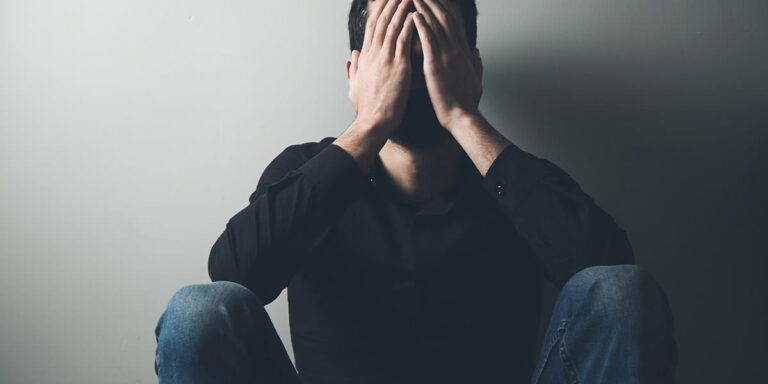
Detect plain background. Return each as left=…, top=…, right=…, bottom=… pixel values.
left=1, top=0, right=765, bottom=383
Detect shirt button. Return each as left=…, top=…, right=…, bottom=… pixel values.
left=369, top=177, right=376, bottom=186
left=495, top=182, right=505, bottom=196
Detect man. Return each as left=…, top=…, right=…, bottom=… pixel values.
left=154, top=0, right=678, bottom=383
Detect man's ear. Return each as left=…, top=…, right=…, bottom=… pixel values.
left=346, top=50, right=360, bottom=82
left=472, top=48, right=483, bottom=80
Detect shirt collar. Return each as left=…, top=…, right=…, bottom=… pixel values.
left=367, top=154, right=482, bottom=216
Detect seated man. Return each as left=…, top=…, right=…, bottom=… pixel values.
left=154, top=0, right=678, bottom=383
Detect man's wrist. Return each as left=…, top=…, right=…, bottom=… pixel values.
left=350, top=115, right=398, bottom=136
left=334, top=117, right=393, bottom=174
left=444, top=109, right=485, bottom=134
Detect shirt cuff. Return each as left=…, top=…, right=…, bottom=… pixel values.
left=480, top=142, right=539, bottom=199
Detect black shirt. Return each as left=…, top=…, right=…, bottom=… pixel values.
left=208, top=136, right=634, bottom=384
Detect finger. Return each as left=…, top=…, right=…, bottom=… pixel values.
left=383, top=0, right=412, bottom=56
left=436, top=1, right=472, bottom=53
left=422, top=0, right=454, bottom=34
left=413, top=12, right=437, bottom=64
left=361, top=0, right=388, bottom=53
left=395, top=12, right=416, bottom=60
left=454, top=18, right=471, bottom=53
left=373, top=0, right=402, bottom=49
left=413, top=0, right=446, bottom=42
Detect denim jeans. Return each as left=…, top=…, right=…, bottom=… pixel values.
left=154, top=264, right=678, bottom=383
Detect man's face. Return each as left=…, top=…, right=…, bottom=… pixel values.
left=363, top=0, right=467, bottom=149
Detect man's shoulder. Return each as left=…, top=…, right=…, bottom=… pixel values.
left=282, top=136, right=337, bottom=160
left=264, top=136, right=340, bottom=172
left=251, top=136, right=339, bottom=202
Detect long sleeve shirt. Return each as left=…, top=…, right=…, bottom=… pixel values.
left=208, top=136, right=634, bottom=384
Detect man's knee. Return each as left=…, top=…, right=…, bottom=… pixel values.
left=155, top=281, right=264, bottom=346
left=155, top=282, right=278, bottom=379
left=561, top=264, right=671, bottom=321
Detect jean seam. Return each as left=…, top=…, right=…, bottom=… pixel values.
left=558, top=322, right=580, bottom=384
left=154, top=305, right=166, bottom=378
left=531, top=319, right=568, bottom=384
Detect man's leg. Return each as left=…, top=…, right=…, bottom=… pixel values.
left=154, top=281, right=301, bottom=384
left=529, top=265, right=678, bottom=384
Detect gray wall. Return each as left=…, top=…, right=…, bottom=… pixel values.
left=0, top=0, right=765, bottom=383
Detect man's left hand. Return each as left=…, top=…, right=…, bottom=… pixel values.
left=413, top=0, right=483, bottom=132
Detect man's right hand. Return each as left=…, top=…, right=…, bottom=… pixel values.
left=348, top=0, right=416, bottom=132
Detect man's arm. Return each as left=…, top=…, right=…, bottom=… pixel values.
left=449, top=114, right=635, bottom=288
left=208, top=141, right=369, bottom=305
left=412, top=0, right=634, bottom=288
left=208, top=0, right=418, bottom=304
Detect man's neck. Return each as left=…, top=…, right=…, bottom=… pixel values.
left=377, top=136, right=472, bottom=206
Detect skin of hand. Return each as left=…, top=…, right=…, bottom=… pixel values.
left=337, top=0, right=506, bottom=176
left=412, top=0, right=484, bottom=132
left=347, top=0, right=417, bottom=133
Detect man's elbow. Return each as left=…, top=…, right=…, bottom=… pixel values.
left=207, top=230, right=244, bottom=282
left=208, top=241, right=282, bottom=306
left=208, top=241, right=234, bottom=282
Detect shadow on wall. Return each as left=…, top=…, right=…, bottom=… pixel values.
left=480, top=44, right=767, bottom=384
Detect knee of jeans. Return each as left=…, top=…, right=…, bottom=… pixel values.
left=155, top=281, right=263, bottom=341
left=563, top=264, right=666, bottom=318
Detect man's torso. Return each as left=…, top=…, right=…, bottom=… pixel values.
left=286, top=138, right=545, bottom=384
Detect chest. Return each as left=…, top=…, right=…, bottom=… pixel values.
left=305, top=194, right=537, bottom=294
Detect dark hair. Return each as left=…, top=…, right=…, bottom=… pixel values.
left=348, top=0, right=478, bottom=52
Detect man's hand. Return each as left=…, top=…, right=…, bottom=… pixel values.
left=412, top=0, right=483, bottom=132
left=348, top=0, right=417, bottom=132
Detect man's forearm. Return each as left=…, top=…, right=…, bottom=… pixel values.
left=445, top=112, right=512, bottom=177
left=333, top=118, right=393, bottom=174
left=338, top=0, right=418, bottom=173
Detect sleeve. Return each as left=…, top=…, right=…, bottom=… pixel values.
left=208, top=142, right=368, bottom=305
left=480, top=142, right=635, bottom=289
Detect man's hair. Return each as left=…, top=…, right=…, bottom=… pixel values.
left=348, top=0, right=478, bottom=52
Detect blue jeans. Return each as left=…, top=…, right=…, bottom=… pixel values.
left=154, top=265, right=678, bottom=383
